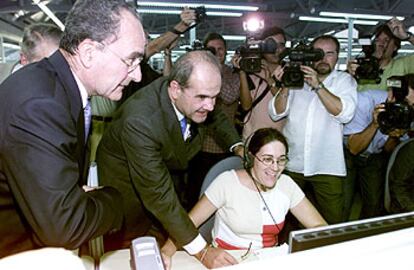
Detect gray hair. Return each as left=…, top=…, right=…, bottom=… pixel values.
left=168, top=50, right=221, bottom=88
left=60, top=0, right=140, bottom=54
left=21, top=23, right=62, bottom=62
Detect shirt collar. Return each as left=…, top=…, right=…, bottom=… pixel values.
left=171, top=102, right=185, bottom=122
left=71, top=71, right=89, bottom=109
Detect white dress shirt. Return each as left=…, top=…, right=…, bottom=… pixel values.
left=269, top=70, right=357, bottom=176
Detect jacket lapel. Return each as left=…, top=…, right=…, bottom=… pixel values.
left=47, top=50, right=87, bottom=179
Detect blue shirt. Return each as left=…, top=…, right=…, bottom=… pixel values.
left=343, top=90, right=388, bottom=155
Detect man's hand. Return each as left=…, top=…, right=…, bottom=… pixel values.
left=161, top=252, right=172, bottom=270
left=388, top=128, right=407, bottom=138
left=347, top=59, right=359, bottom=76
left=180, top=7, right=197, bottom=26
left=301, top=65, right=320, bottom=89
left=372, top=103, right=385, bottom=128
left=387, top=17, right=409, bottom=40
left=198, top=246, right=238, bottom=269
left=231, top=53, right=241, bottom=70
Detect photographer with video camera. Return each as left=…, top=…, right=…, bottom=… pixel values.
left=347, top=17, right=414, bottom=91
left=343, top=75, right=414, bottom=219
left=269, top=35, right=357, bottom=224
left=233, top=26, right=287, bottom=139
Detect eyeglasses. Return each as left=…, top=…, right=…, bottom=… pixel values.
left=99, top=43, right=143, bottom=73
left=255, top=155, right=289, bottom=167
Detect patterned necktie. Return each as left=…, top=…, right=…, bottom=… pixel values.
left=180, top=117, right=187, bottom=138
left=84, top=100, right=92, bottom=141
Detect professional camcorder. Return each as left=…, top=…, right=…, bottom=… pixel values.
left=281, top=41, right=324, bottom=88
left=354, top=38, right=382, bottom=84
left=237, top=38, right=278, bottom=73
left=377, top=76, right=414, bottom=134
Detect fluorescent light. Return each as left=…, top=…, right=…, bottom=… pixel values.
left=299, top=16, right=378, bottom=25
left=398, top=49, right=414, bottom=53
left=138, top=1, right=259, bottom=11
left=222, top=35, right=246, bottom=41
left=137, top=8, right=181, bottom=15
left=32, top=0, right=65, bottom=30
left=319, top=11, right=404, bottom=21
left=3, top=43, right=20, bottom=50
left=206, top=11, right=242, bottom=17
left=137, top=8, right=242, bottom=17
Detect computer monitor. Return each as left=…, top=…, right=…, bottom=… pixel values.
left=288, top=211, right=414, bottom=253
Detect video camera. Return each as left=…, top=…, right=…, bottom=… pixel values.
left=190, top=6, right=206, bottom=24
left=281, top=41, right=324, bottom=88
left=354, top=37, right=382, bottom=84
left=377, top=76, right=414, bottom=134
left=237, top=38, right=278, bottom=73
left=186, top=39, right=216, bottom=55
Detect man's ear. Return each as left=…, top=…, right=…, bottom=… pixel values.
left=168, top=80, right=182, bottom=100
left=20, top=52, right=28, bottom=66
left=77, top=39, right=99, bottom=68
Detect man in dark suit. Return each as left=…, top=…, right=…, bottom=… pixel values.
left=0, top=0, right=146, bottom=258
left=97, top=50, right=242, bottom=268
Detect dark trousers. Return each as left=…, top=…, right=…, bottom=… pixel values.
left=285, top=171, right=344, bottom=224
left=344, top=149, right=389, bottom=220
left=186, top=151, right=231, bottom=210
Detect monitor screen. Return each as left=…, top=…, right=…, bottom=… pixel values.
left=288, top=211, right=414, bottom=253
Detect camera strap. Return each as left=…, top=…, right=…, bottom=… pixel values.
left=250, top=78, right=272, bottom=111
left=240, top=78, right=271, bottom=124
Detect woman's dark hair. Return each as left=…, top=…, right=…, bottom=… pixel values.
left=244, top=128, right=289, bottom=168
left=203, top=32, right=227, bottom=49
left=260, top=26, right=286, bottom=41
left=60, top=0, right=139, bottom=54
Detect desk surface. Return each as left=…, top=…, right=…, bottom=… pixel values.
left=99, top=228, right=414, bottom=270
left=99, top=245, right=288, bottom=270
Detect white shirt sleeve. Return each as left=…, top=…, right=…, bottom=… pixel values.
left=268, top=90, right=291, bottom=122
left=330, top=72, right=358, bottom=124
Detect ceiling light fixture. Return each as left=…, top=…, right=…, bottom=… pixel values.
left=319, top=11, right=404, bottom=21
left=299, top=16, right=379, bottom=25
left=137, top=1, right=259, bottom=11
left=137, top=8, right=242, bottom=17
left=32, top=0, right=65, bottom=30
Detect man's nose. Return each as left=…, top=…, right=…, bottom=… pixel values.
left=203, top=98, right=215, bottom=111
left=129, top=65, right=142, bottom=83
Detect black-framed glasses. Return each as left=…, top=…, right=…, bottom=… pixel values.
left=99, top=43, right=143, bottom=73
left=255, top=155, right=289, bottom=167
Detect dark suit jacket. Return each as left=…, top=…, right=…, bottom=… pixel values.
left=97, top=77, right=241, bottom=248
left=0, top=51, right=123, bottom=258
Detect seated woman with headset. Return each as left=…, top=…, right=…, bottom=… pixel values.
left=162, top=128, right=327, bottom=269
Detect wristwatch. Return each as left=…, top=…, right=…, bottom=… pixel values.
left=312, top=81, right=325, bottom=92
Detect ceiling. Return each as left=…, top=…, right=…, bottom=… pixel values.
left=1, top=0, right=414, bottom=54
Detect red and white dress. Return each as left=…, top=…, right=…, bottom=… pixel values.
left=205, top=170, right=304, bottom=250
